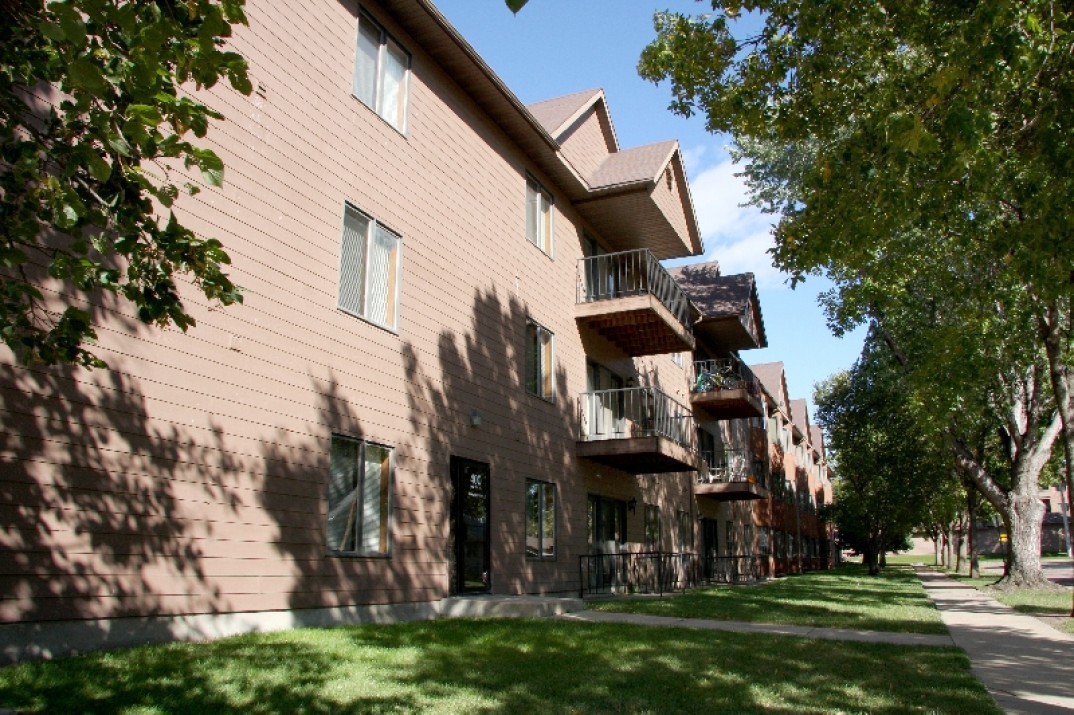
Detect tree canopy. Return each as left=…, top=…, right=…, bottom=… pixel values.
left=815, top=337, right=950, bottom=574
left=1, top=0, right=251, bottom=367
left=639, top=0, right=1072, bottom=586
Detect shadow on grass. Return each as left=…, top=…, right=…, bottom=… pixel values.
left=0, top=620, right=999, bottom=714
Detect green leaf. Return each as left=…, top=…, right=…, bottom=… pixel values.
left=85, top=152, right=112, bottom=182
left=50, top=2, right=87, bottom=47
left=505, top=0, right=528, bottom=13
left=195, top=149, right=225, bottom=187
left=67, top=58, right=108, bottom=94
left=107, top=132, right=132, bottom=157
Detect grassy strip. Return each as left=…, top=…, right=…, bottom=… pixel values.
left=589, top=564, right=948, bottom=635
left=0, top=619, right=996, bottom=714
left=947, top=573, right=1074, bottom=635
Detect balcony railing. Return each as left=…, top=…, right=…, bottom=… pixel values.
left=579, top=551, right=698, bottom=597
left=580, top=386, right=695, bottom=448
left=692, top=357, right=762, bottom=396
left=577, top=249, right=692, bottom=327
left=698, top=448, right=763, bottom=485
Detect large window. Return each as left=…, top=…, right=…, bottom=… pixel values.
left=525, top=320, right=554, bottom=401
left=339, top=203, right=401, bottom=330
left=526, top=479, right=556, bottom=559
left=525, top=176, right=553, bottom=255
left=326, top=435, right=393, bottom=556
left=353, top=12, right=409, bottom=132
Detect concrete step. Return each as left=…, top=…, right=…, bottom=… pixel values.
left=438, top=595, right=585, bottom=619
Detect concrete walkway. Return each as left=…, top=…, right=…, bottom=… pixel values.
left=915, top=566, right=1074, bottom=715
left=557, top=609, right=954, bottom=647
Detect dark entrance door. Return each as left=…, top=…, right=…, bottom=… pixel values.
left=451, top=456, right=490, bottom=594
left=701, top=518, right=720, bottom=580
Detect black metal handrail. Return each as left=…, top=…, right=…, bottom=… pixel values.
left=579, top=386, right=696, bottom=449
left=698, top=555, right=766, bottom=584
left=579, top=551, right=698, bottom=598
left=577, top=249, right=692, bottom=328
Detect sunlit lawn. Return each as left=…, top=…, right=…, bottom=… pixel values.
left=588, top=564, right=948, bottom=634
left=949, top=572, right=1074, bottom=635
left=0, top=619, right=997, bottom=714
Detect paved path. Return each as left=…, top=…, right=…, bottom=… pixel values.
left=557, top=609, right=954, bottom=647
left=915, top=566, right=1074, bottom=715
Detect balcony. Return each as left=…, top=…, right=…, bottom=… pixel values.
left=695, top=449, right=769, bottom=501
left=690, top=358, right=765, bottom=420
left=577, top=386, right=703, bottom=474
left=576, top=249, right=696, bottom=356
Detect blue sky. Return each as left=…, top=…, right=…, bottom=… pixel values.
left=434, top=0, right=867, bottom=417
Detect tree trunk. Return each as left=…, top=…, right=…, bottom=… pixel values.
left=967, top=486, right=980, bottom=578
left=1004, top=484, right=1049, bottom=588
left=953, top=396, right=1060, bottom=588
left=954, top=518, right=964, bottom=574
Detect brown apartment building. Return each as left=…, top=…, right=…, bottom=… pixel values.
left=0, top=0, right=831, bottom=661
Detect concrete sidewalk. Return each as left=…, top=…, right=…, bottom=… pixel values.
left=915, top=566, right=1074, bottom=715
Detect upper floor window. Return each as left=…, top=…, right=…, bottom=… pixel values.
left=327, top=434, right=393, bottom=557
left=353, top=12, right=409, bottom=132
left=525, top=320, right=554, bottom=401
left=525, top=176, right=553, bottom=255
left=339, top=203, right=401, bottom=331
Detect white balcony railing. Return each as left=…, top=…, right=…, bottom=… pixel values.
left=579, top=386, right=696, bottom=449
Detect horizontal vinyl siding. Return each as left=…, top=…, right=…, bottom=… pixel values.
left=0, top=0, right=722, bottom=626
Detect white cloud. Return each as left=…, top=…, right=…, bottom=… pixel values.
left=685, top=151, right=788, bottom=290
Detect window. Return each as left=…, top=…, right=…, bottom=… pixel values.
left=672, top=352, right=684, bottom=368
left=678, top=510, right=694, bottom=552
left=643, top=503, right=661, bottom=550
left=526, top=480, right=556, bottom=559
left=339, top=203, right=401, bottom=330
left=353, top=12, right=409, bottom=131
left=326, top=434, right=393, bottom=556
left=525, top=176, right=553, bottom=255
left=525, top=320, right=554, bottom=400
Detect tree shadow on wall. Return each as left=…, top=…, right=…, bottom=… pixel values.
left=0, top=352, right=241, bottom=658
left=400, top=288, right=574, bottom=596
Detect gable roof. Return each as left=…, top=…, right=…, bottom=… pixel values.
left=669, top=262, right=767, bottom=351
left=588, top=140, right=678, bottom=189
left=750, top=361, right=788, bottom=413
left=528, top=88, right=612, bottom=143
left=380, top=1, right=702, bottom=259
left=809, top=425, right=825, bottom=458
left=790, top=399, right=809, bottom=440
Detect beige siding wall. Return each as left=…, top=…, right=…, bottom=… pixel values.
left=559, top=104, right=615, bottom=181
left=0, top=0, right=713, bottom=626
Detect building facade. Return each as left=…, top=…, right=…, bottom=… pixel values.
left=0, top=0, right=831, bottom=661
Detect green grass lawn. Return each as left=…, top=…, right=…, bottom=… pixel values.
left=589, top=564, right=948, bottom=635
left=0, top=619, right=997, bottom=714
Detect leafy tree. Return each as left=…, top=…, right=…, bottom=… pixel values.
left=1, top=0, right=251, bottom=367
left=814, top=340, right=948, bottom=575
left=639, top=0, right=1072, bottom=586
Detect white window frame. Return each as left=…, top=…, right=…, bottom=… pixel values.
left=525, top=175, right=554, bottom=256
left=326, top=434, right=394, bottom=557
left=353, top=11, right=410, bottom=132
left=525, top=319, right=554, bottom=401
left=526, top=479, right=556, bottom=559
left=338, top=202, right=402, bottom=331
